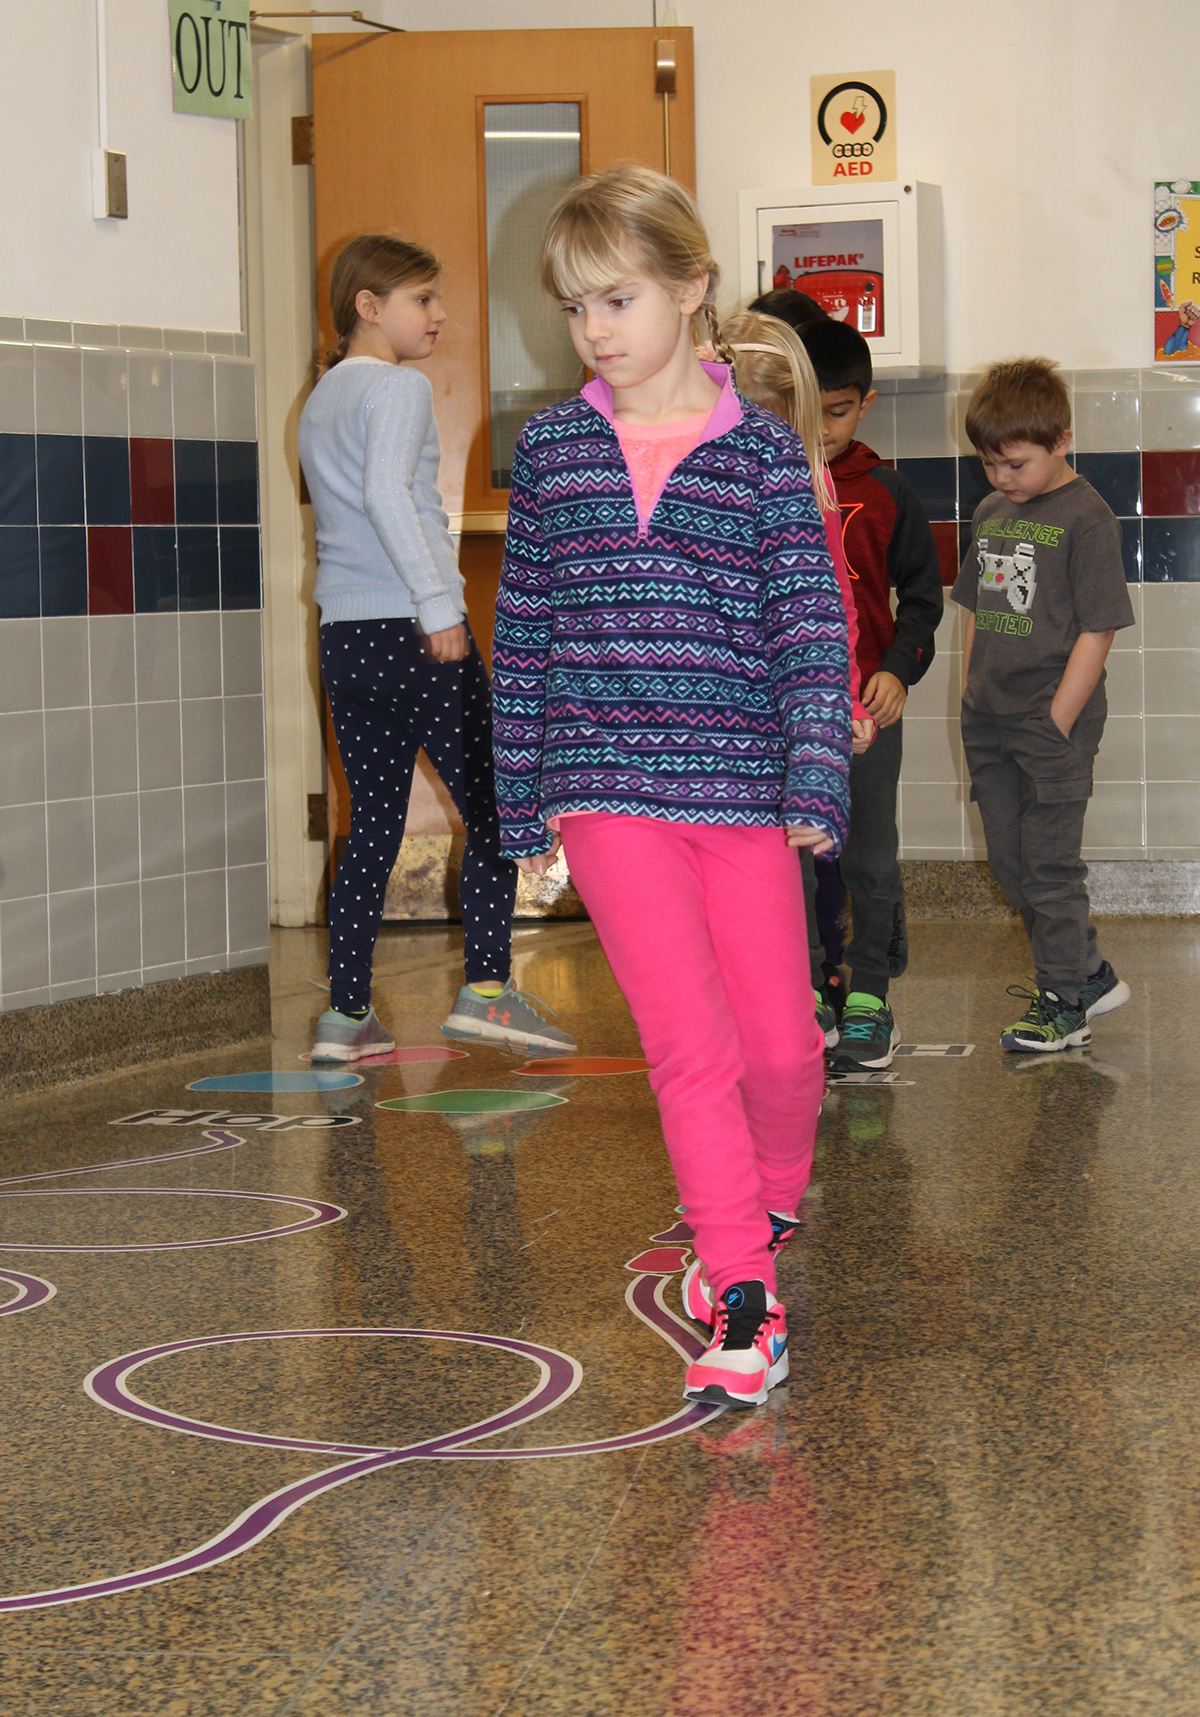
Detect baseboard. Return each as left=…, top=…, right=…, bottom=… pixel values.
left=902, top=859, right=1200, bottom=918
left=0, top=966, right=272, bottom=1098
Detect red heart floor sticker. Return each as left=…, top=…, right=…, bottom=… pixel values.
left=841, top=110, right=866, bottom=133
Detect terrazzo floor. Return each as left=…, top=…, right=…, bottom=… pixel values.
left=0, top=915, right=1197, bottom=1715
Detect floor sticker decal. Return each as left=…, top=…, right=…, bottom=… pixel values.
left=827, top=1071, right=915, bottom=1085
left=519, top=1057, right=650, bottom=1077
left=0, top=1187, right=346, bottom=1253
left=0, top=1269, right=56, bottom=1316
left=377, top=1090, right=568, bottom=1115
left=113, top=1110, right=361, bottom=1131
left=299, top=1046, right=468, bottom=1066
left=187, top=1072, right=363, bottom=1094
left=893, top=1044, right=975, bottom=1057
left=0, top=1216, right=718, bottom=1611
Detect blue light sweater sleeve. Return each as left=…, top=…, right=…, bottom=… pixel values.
left=361, top=368, right=465, bottom=636
left=492, top=438, right=555, bottom=857
left=757, top=440, right=852, bottom=849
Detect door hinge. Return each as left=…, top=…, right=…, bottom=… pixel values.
left=307, top=793, right=329, bottom=842
left=292, top=116, right=314, bottom=166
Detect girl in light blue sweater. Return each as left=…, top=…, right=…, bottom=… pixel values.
left=298, top=235, right=574, bottom=1062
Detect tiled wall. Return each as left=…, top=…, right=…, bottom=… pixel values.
left=0, top=323, right=269, bottom=1012
left=859, top=367, right=1200, bottom=861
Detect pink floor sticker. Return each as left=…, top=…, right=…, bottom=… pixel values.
left=299, top=1046, right=469, bottom=1066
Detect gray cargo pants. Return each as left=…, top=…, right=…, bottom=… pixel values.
left=842, top=718, right=908, bottom=998
left=960, top=703, right=1106, bottom=1004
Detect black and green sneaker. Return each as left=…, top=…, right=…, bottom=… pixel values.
left=814, top=989, right=840, bottom=1049
left=1000, top=985, right=1090, bottom=1053
left=830, top=992, right=898, bottom=1072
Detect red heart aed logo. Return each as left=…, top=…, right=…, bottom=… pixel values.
left=840, top=110, right=866, bottom=134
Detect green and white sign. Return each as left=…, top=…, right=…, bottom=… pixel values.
left=170, top=0, right=252, bottom=119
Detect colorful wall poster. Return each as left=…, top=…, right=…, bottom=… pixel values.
left=771, top=218, right=885, bottom=338
left=809, top=72, right=896, bottom=186
left=1154, top=181, right=1200, bottom=362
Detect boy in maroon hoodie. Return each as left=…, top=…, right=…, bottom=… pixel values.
left=799, top=321, right=944, bottom=1070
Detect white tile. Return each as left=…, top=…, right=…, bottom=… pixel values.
left=33, top=345, right=82, bottom=435
left=859, top=393, right=895, bottom=461
left=893, top=388, right=956, bottom=458
left=82, top=348, right=129, bottom=437
left=899, top=782, right=964, bottom=851
left=1083, top=782, right=1144, bottom=847
left=1147, top=781, right=1200, bottom=847
left=1102, top=650, right=1143, bottom=715
left=903, top=647, right=958, bottom=720
left=141, top=876, right=186, bottom=967
left=41, top=617, right=89, bottom=708
left=227, top=863, right=269, bottom=954
left=128, top=351, right=174, bottom=440
left=899, top=717, right=961, bottom=784
left=171, top=354, right=216, bottom=439
left=0, top=619, right=43, bottom=712
left=1093, top=715, right=1144, bottom=784
left=0, top=344, right=35, bottom=434
left=185, top=868, right=227, bottom=958
left=1141, top=386, right=1200, bottom=452
left=214, top=359, right=257, bottom=441
left=1143, top=650, right=1200, bottom=716
left=47, top=887, right=97, bottom=984
left=1110, top=583, right=1142, bottom=651
left=1146, top=714, right=1200, bottom=781
left=0, top=894, right=49, bottom=991
left=1143, top=583, right=1200, bottom=650
left=1073, top=388, right=1140, bottom=454
left=965, top=798, right=989, bottom=858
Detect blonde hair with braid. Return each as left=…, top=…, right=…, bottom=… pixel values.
left=721, top=310, right=833, bottom=512
left=539, top=166, right=730, bottom=360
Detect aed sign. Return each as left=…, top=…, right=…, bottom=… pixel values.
left=809, top=71, right=895, bottom=186
left=170, top=0, right=253, bottom=120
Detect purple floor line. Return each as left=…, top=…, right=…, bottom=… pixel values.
left=3, top=1274, right=719, bottom=1613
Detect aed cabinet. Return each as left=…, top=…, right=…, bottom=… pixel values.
left=739, top=181, right=944, bottom=376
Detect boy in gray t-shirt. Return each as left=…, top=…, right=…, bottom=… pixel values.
left=951, top=358, right=1135, bottom=1052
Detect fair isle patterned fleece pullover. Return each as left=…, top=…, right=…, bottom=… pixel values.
left=491, top=363, right=851, bottom=859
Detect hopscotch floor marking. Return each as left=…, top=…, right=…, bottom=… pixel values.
left=826, top=1071, right=914, bottom=1085
left=0, top=1214, right=717, bottom=1613
left=893, top=1044, right=975, bottom=1058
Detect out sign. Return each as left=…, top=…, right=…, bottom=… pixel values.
left=170, top=0, right=252, bottom=120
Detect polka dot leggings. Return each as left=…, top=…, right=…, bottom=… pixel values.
left=320, top=618, right=517, bottom=1014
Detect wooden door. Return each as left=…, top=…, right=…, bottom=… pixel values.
left=312, top=28, right=695, bottom=904
left=312, top=27, right=694, bottom=523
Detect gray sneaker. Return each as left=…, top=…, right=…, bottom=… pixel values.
left=311, top=1005, right=395, bottom=1063
left=441, top=978, right=576, bottom=1055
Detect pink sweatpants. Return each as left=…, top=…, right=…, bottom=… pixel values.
left=560, top=813, right=825, bottom=1298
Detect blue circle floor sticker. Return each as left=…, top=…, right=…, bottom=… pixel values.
left=187, top=1072, right=363, bottom=1094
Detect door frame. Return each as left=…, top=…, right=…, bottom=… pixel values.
left=244, top=22, right=327, bottom=926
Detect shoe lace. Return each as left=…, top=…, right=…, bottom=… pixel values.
left=1005, top=984, right=1053, bottom=1027
left=508, top=987, right=561, bottom=1022
left=841, top=1009, right=884, bottom=1041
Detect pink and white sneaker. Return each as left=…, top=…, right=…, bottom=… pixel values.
left=681, top=1257, right=716, bottom=1330
left=681, top=1213, right=800, bottom=1335
left=683, top=1281, right=788, bottom=1409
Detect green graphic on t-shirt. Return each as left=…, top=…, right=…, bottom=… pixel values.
left=975, top=608, right=1033, bottom=636
left=978, top=516, right=1064, bottom=547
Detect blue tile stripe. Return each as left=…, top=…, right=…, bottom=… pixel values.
left=0, top=434, right=259, bottom=617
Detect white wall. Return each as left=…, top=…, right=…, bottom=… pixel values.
left=316, top=0, right=1191, bottom=372
left=0, top=0, right=241, bottom=329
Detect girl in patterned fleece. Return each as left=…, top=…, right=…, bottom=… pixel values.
left=491, top=169, right=852, bottom=1408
